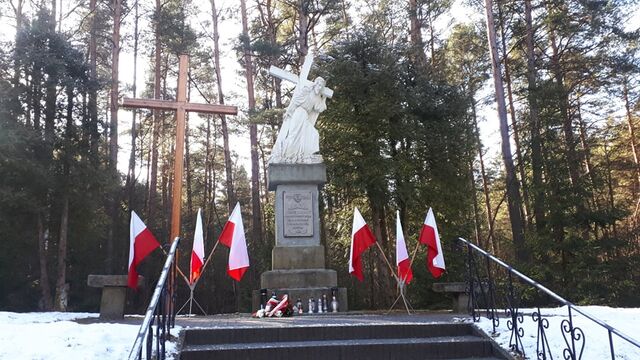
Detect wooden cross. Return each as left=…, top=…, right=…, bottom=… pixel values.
left=121, top=55, right=237, bottom=243
left=269, top=51, right=334, bottom=98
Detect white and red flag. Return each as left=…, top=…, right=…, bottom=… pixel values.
left=218, top=202, right=250, bottom=281
left=349, top=207, right=377, bottom=281
left=419, top=208, right=446, bottom=278
left=128, top=211, right=161, bottom=289
left=395, top=211, right=413, bottom=284
left=190, top=208, right=205, bottom=285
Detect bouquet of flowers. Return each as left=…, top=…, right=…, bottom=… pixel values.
left=254, top=294, right=293, bottom=318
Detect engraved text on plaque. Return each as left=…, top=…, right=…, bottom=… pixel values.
left=283, top=191, right=313, bottom=237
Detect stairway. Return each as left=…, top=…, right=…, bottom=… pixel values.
left=179, top=322, right=509, bottom=360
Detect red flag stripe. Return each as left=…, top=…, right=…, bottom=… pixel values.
left=218, top=221, right=235, bottom=248
left=419, top=208, right=446, bottom=279
left=218, top=203, right=250, bottom=281
left=349, top=208, right=377, bottom=282
left=190, top=252, right=203, bottom=284
left=398, top=258, right=413, bottom=283
left=128, top=214, right=160, bottom=289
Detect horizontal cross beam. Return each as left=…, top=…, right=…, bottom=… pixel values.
left=121, top=98, right=238, bottom=115
left=269, top=66, right=334, bottom=98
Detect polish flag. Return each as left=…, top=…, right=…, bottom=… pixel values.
left=419, top=208, right=446, bottom=278
left=128, top=211, right=161, bottom=289
left=396, top=211, right=413, bottom=284
left=190, top=208, right=205, bottom=285
left=218, top=203, right=250, bottom=281
left=349, top=207, right=377, bottom=281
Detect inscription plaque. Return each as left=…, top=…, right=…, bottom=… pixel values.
left=283, top=190, right=313, bottom=237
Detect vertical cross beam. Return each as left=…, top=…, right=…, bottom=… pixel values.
left=170, top=55, right=188, bottom=243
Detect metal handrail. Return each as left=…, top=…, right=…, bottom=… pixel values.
left=128, top=237, right=181, bottom=360
left=458, top=237, right=640, bottom=359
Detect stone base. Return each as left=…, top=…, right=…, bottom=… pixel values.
left=262, top=269, right=337, bottom=288
left=268, top=163, right=327, bottom=191
left=272, top=245, right=325, bottom=270
left=100, top=287, right=126, bottom=319
left=252, top=287, right=348, bottom=313
left=88, top=274, right=143, bottom=319
left=432, top=282, right=469, bottom=314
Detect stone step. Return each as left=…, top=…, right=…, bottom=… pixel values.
left=183, top=323, right=474, bottom=346
left=180, top=335, right=497, bottom=360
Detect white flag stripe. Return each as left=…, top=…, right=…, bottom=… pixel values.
left=193, top=208, right=205, bottom=261
left=348, top=207, right=365, bottom=273
left=425, top=208, right=446, bottom=269
left=129, top=211, right=145, bottom=269
left=395, top=211, right=409, bottom=266
left=351, top=207, right=367, bottom=235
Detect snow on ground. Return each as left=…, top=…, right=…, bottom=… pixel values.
left=474, top=306, right=640, bottom=359
left=0, top=312, right=181, bottom=360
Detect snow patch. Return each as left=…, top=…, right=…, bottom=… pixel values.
left=0, top=312, right=181, bottom=359
left=474, top=306, right=640, bottom=359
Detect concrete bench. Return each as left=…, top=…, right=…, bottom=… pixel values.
left=87, top=275, right=142, bottom=319
left=432, top=282, right=469, bottom=313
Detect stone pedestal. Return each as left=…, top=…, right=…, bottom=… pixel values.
left=254, top=163, right=348, bottom=312
left=432, top=282, right=469, bottom=313
left=88, top=275, right=143, bottom=319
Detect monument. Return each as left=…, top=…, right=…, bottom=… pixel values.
left=253, top=52, right=348, bottom=311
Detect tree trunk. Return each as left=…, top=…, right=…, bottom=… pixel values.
left=524, top=0, right=545, bottom=232
left=497, top=0, right=529, bottom=227
left=37, top=212, right=53, bottom=310
left=472, top=98, right=496, bottom=253
left=126, top=0, right=140, bottom=209
left=106, top=0, right=122, bottom=274
left=240, top=0, right=263, bottom=244
left=370, top=203, right=393, bottom=306
left=55, top=84, right=75, bottom=311
left=469, top=159, right=482, bottom=246
left=623, top=78, right=640, bottom=188
left=408, top=0, right=427, bottom=66
left=548, top=25, right=580, bottom=191
left=12, top=0, right=23, bottom=89
left=88, top=0, right=99, bottom=156
left=211, top=0, right=236, bottom=212
left=547, top=20, right=589, bottom=242
left=426, top=7, right=436, bottom=64
left=54, top=196, right=69, bottom=311
left=148, top=0, right=163, bottom=224
left=109, top=0, right=121, bottom=169
left=576, top=97, right=596, bottom=187
left=297, top=0, right=309, bottom=61
left=51, top=0, right=56, bottom=31
left=483, top=0, right=526, bottom=261
left=603, top=136, right=619, bottom=237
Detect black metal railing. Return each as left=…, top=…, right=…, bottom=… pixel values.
left=458, top=237, right=640, bottom=360
left=128, top=237, right=180, bottom=360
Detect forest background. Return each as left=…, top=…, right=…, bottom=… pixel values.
left=0, top=0, right=639, bottom=313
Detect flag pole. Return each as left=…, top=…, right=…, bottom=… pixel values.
left=374, top=241, right=413, bottom=314
left=408, top=242, right=421, bottom=269
left=161, top=238, right=221, bottom=289
left=374, top=242, right=396, bottom=279
left=160, top=247, right=191, bottom=285
left=193, top=239, right=220, bottom=288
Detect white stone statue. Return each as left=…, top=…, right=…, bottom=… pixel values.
left=269, top=52, right=333, bottom=164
